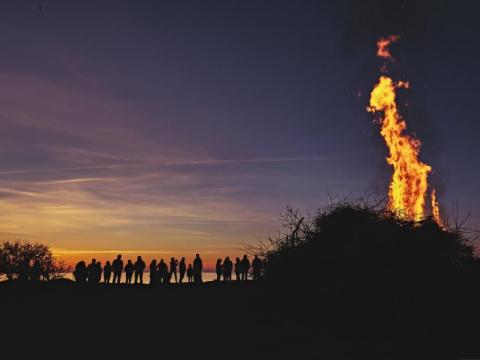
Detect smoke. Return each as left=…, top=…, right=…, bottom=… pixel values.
left=339, top=0, right=446, bottom=56
left=338, top=0, right=448, bottom=200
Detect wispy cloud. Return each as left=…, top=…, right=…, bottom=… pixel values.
left=0, top=154, right=344, bottom=176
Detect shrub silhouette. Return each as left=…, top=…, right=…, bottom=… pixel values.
left=0, top=241, right=68, bottom=281
left=251, top=200, right=480, bottom=357
left=256, top=199, right=478, bottom=292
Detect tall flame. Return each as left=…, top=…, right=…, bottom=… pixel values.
left=431, top=189, right=445, bottom=229
left=368, top=36, right=443, bottom=225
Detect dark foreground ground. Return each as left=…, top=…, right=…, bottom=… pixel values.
left=1, top=279, right=479, bottom=359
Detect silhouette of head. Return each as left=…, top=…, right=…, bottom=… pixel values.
left=128, top=259, right=132, bottom=264
left=92, top=258, right=96, bottom=264
left=117, top=254, right=121, bottom=260
left=137, top=256, right=142, bottom=261
left=106, top=261, right=110, bottom=265
left=236, top=257, right=240, bottom=262
left=254, top=255, right=258, bottom=259
left=243, top=255, right=248, bottom=260
left=226, top=257, right=230, bottom=261
left=196, top=253, right=200, bottom=258
left=181, top=257, right=185, bottom=261
left=171, top=257, right=174, bottom=261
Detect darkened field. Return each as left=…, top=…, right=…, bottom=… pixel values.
left=1, top=278, right=479, bottom=359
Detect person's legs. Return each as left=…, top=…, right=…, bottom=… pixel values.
left=140, top=272, right=143, bottom=284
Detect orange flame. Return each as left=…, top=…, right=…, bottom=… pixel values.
left=368, top=75, right=431, bottom=221
left=367, top=35, right=443, bottom=225
left=377, top=35, right=399, bottom=60
left=431, top=189, right=445, bottom=229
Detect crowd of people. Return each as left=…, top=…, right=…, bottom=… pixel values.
left=73, top=253, right=263, bottom=285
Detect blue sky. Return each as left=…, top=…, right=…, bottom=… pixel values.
left=0, top=0, right=478, bottom=263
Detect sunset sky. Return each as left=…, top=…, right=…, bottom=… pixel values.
left=1, top=1, right=479, bottom=267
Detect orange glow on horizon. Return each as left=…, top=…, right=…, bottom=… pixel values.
left=52, top=248, right=247, bottom=271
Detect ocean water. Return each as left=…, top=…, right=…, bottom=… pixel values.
left=64, top=271, right=220, bottom=283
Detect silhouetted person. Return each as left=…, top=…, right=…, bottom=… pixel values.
left=170, top=257, right=178, bottom=283
left=87, top=259, right=97, bottom=284
left=125, top=260, right=134, bottom=284
left=193, top=254, right=203, bottom=284
left=223, top=257, right=233, bottom=281
left=179, top=257, right=186, bottom=283
left=103, top=261, right=112, bottom=283
left=187, top=264, right=193, bottom=283
left=234, top=257, right=241, bottom=281
left=112, top=254, right=124, bottom=284
left=74, top=261, right=87, bottom=283
left=215, top=258, right=222, bottom=281
left=158, top=259, right=168, bottom=285
left=134, top=256, right=146, bottom=284
left=252, top=255, right=262, bottom=280
left=30, top=261, right=41, bottom=282
left=149, top=260, right=157, bottom=285
left=240, top=255, right=250, bottom=281
left=95, top=261, right=103, bottom=283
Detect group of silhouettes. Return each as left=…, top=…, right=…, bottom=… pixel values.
left=73, top=253, right=262, bottom=285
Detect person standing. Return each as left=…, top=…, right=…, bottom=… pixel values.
left=73, top=261, right=87, bottom=283
left=222, top=257, right=233, bottom=281
left=187, top=264, right=194, bottom=283
left=252, top=255, right=262, bottom=280
left=178, top=257, right=186, bottom=283
left=112, top=255, right=124, bottom=284
left=134, top=256, right=146, bottom=284
left=215, top=259, right=223, bottom=281
left=87, top=259, right=97, bottom=284
left=149, top=259, right=157, bottom=285
left=158, top=259, right=168, bottom=285
left=95, top=261, right=103, bottom=283
left=193, top=254, right=203, bottom=284
left=234, top=257, right=241, bottom=281
left=125, top=260, right=134, bottom=284
left=240, top=255, right=250, bottom=281
left=170, top=257, right=178, bottom=283
left=103, top=261, right=112, bottom=283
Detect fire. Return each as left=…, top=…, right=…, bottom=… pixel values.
left=367, top=36, right=444, bottom=225
left=431, top=189, right=445, bottom=229
left=376, top=35, right=399, bottom=60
